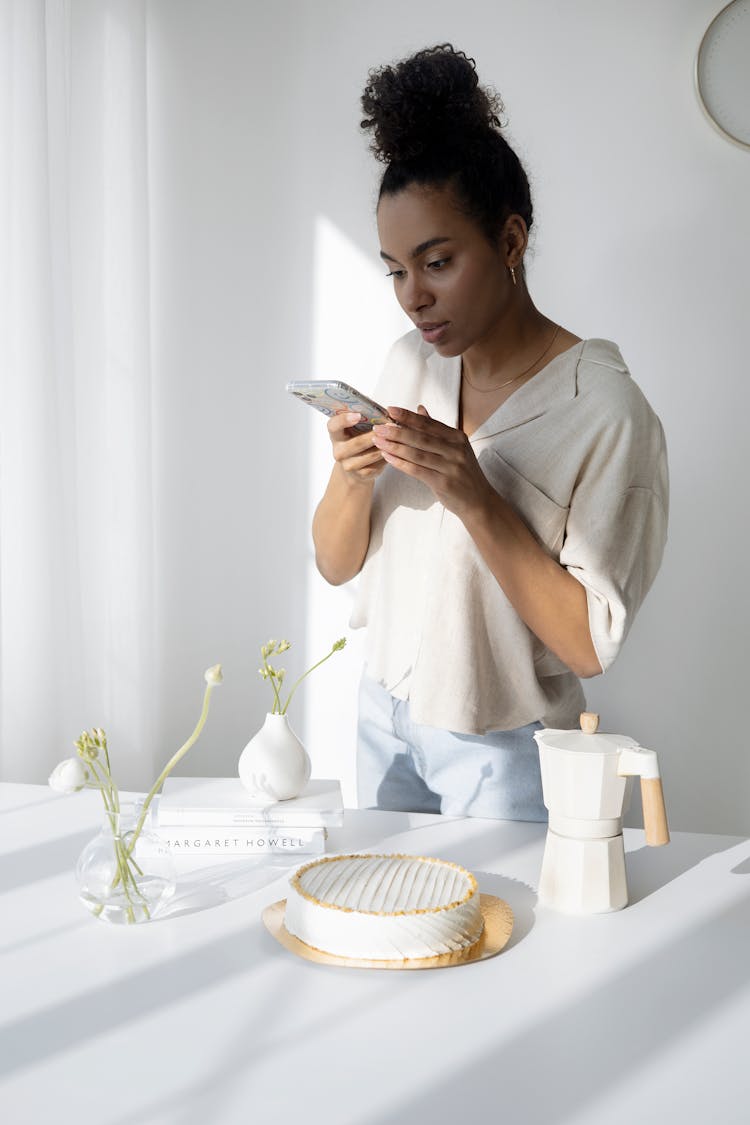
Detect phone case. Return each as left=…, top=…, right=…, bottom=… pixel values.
left=286, top=380, right=390, bottom=433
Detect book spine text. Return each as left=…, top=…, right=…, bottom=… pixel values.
left=137, top=828, right=327, bottom=856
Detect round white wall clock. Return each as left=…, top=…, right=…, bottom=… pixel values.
left=695, top=0, right=750, bottom=149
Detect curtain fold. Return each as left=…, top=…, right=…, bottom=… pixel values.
left=0, top=0, right=158, bottom=788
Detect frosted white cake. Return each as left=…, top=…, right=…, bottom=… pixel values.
left=284, top=853, right=484, bottom=961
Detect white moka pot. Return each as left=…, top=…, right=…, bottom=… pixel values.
left=534, top=712, right=669, bottom=914
left=238, top=713, right=311, bottom=802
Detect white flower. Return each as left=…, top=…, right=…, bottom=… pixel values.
left=204, top=664, right=223, bottom=686
left=49, top=758, right=90, bottom=794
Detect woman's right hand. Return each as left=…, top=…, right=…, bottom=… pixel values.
left=314, top=412, right=384, bottom=583
left=328, top=412, right=388, bottom=484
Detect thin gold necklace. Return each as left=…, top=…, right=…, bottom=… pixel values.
left=462, top=324, right=561, bottom=393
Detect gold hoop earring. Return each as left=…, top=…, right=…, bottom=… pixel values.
left=510, top=266, right=517, bottom=287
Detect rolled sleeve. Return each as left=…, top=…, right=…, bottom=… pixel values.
left=560, top=418, right=669, bottom=673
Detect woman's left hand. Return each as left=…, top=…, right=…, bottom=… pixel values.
left=371, top=405, right=492, bottom=519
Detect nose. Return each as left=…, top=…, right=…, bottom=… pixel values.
left=400, top=275, right=434, bottom=315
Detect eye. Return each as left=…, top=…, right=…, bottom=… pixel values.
left=385, top=269, right=406, bottom=280
left=427, top=257, right=450, bottom=271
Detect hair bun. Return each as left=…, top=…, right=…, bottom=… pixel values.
left=361, top=44, right=503, bottom=164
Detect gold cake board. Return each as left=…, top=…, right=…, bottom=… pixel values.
left=262, top=893, right=513, bottom=970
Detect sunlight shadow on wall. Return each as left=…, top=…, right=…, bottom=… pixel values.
left=303, top=215, right=410, bottom=805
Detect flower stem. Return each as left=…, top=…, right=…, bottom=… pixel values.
left=281, top=646, right=338, bottom=715
left=126, top=679, right=218, bottom=857
left=264, top=656, right=282, bottom=713
left=113, top=836, right=143, bottom=918
left=86, top=758, right=118, bottom=817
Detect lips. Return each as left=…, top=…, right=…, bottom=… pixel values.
left=417, top=321, right=449, bottom=344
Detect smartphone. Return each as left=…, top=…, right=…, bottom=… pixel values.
left=286, top=380, right=391, bottom=434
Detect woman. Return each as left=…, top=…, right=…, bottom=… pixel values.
left=313, top=45, right=668, bottom=821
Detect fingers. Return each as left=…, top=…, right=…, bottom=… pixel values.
left=374, top=446, right=440, bottom=482
left=327, top=411, right=364, bottom=437
left=328, top=403, right=468, bottom=487
left=386, top=405, right=455, bottom=436
left=329, top=413, right=376, bottom=455
left=332, top=432, right=381, bottom=462
left=381, top=406, right=465, bottom=450
left=344, top=459, right=388, bottom=481
left=338, top=447, right=385, bottom=472
left=372, top=417, right=466, bottom=465
left=327, top=411, right=385, bottom=480
left=372, top=431, right=442, bottom=471
left=371, top=406, right=480, bottom=502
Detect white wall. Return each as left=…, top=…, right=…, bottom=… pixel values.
left=147, top=0, right=750, bottom=833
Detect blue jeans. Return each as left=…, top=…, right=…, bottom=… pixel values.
left=357, top=675, right=548, bottom=822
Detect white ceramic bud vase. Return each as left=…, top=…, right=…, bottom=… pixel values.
left=238, top=712, right=311, bottom=801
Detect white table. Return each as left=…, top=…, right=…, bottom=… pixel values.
left=1, top=781, right=748, bottom=1125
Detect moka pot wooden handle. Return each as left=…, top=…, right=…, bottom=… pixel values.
left=617, top=747, right=670, bottom=847
left=641, top=777, right=670, bottom=847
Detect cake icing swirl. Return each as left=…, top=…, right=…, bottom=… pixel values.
left=284, top=853, right=484, bottom=960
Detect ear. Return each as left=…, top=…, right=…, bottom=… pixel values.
left=500, top=213, right=529, bottom=270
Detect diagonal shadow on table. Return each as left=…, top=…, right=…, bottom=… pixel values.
left=336, top=810, right=546, bottom=876
left=0, top=794, right=62, bottom=816
left=0, top=830, right=94, bottom=893
left=98, top=870, right=750, bottom=1125
left=1, top=910, right=430, bottom=1124
left=360, top=888, right=750, bottom=1125
left=156, top=857, right=301, bottom=919
left=0, top=918, right=90, bottom=957
left=625, top=832, right=747, bottom=904
left=103, top=952, right=425, bottom=1125
left=0, top=924, right=269, bottom=1079
left=0, top=848, right=537, bottom=1113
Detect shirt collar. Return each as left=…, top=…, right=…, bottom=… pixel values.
left=425, top=338, right=626, bottom=441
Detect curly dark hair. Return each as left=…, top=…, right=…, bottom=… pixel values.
left=360, top=44, right=533, bottom=242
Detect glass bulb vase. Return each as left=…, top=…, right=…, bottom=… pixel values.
left=75, top=804, right=177, bottom=924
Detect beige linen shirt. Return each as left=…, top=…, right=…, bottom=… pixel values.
left=350, top=331, right=669, bottom=735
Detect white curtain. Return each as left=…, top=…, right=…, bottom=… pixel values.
left=0, top=0, right=158, bottom=787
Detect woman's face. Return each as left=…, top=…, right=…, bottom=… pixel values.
left=376, top=183, right=515, bottom=357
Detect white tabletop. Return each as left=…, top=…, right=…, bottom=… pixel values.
left=1, top=781, right=748, bottom=1125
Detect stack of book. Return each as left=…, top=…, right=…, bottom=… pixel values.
left=147, top=777, right=344, bottom=859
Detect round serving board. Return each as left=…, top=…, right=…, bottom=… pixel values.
left=262, top=892, right=513, bottom=970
